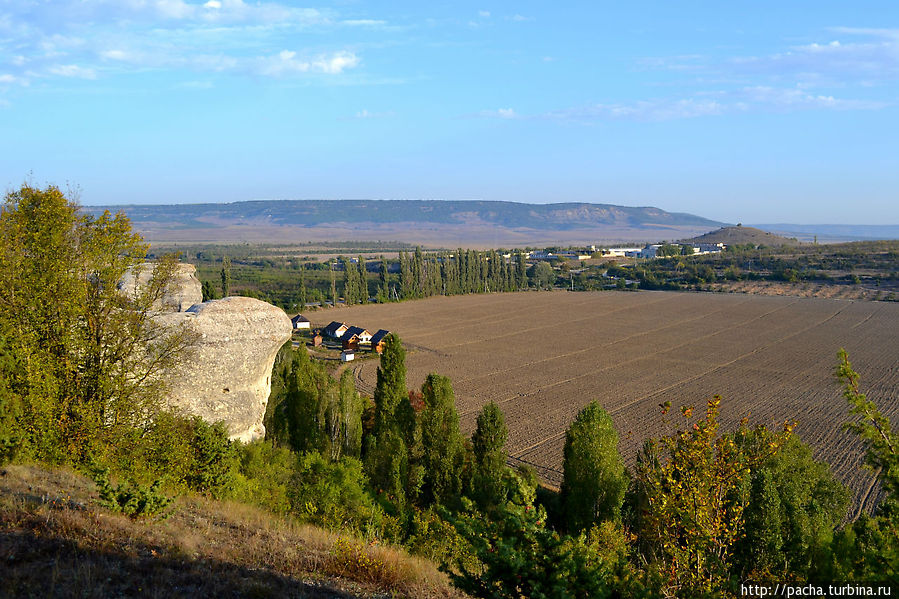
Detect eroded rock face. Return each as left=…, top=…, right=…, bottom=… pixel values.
left=120, top=263, right=203, bottom=312
left=157, top=297, right=292, bottom=442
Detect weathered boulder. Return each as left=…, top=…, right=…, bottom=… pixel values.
left=156, top=297, right=292, bottom=442
left=120, top=263, right=203, bottom=312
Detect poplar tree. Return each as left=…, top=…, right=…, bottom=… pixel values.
left=419, top=373, right=465, bottom=507
left=471, top=401, right=509, bottom=511
left=365, top=333, right=421, bottom=506
left=221, top=255, right=232, bottom=297
left=516, top=251, right=528, bottom=289
left=560, top=401, right=627, bottom=532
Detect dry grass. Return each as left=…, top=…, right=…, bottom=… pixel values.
left=0, top=465, right=466, bottom=599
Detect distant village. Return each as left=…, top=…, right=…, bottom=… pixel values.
left=526, top=242, right=727, bottom=261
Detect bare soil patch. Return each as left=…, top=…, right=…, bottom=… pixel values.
left=324, top=291, right=899, bottom=516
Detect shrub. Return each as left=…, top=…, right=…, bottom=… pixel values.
left=289, top=452, right=383, bottom=534
left=89, top=464, right=172, bottom=520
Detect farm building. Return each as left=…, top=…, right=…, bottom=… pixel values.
left=323, top=321, right=349, bottom=339
left=344, top=326, right=372, bottom=344
left=370, top=329, right=391, bottom=354
left=310, top=333, right=322, bottom=347
left=340, top=350, right=355, bottom=362
left=341, top=326, right=372, bottom=350
left=291, top=314, right=311, bottom=330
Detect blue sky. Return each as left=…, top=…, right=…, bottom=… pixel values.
left=1, top=1, right=897, bottom=224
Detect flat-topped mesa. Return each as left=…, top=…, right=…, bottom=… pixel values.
left=157, top=296, right=292, bottom=442
left=119, top=262, right=203, bottom=312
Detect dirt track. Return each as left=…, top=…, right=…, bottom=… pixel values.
left=319, top=291, right=899, bottom=516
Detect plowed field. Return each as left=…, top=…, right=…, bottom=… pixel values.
left=322, top=291, right=899, bottom=516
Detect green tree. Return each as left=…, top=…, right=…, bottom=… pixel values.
left=201, top=279, right=219, bottom=301
left=516, top=251, right=528, bottom=289
left=444, top=501, right=633, bottom=599
left=733, top=432, right=849, bottom=579
left=528, top=261, right=556, bottom=289
left=630, top=397, right=794, bottom=595
left=0, top=184, right=197, bottom=463
left=334, top=369, right=364, bottom=460
left=471, top=402, right=509, bottom=511
left=560, top=401, right=627, bottom=533
left=828, top=350, right=899, bottom=582
left=221, top=255, right=231, bottom=297
left=365, top=333, right=420, bottom=507
left=419, top=373, right=465, bottom=508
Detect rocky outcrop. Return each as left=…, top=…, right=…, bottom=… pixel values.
left=120, top=263, right=203, bottom=312
left=157, top=297, right=292, bottom=442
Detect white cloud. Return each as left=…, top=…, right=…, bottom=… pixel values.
left=478, top=10, right=490, bottom=18
left=352, top=109, right=395, bottom=119
left=477, top=85, right=885, bottom=124
left=100, top=49, right=130, bottom=61
left=204, top=0, right=222, bottom=8
left=257, top=50, right=359, bottom=76
left=509, top=14, right=534, bottom=22
left=476, top=107, right=518, bottom=119
left=545, top=99, right=723, bottom=122
left=740, top=86, right=886, bottom=110
left=47, top=64, right=97, bottom=79
left=341, top=19, right=387, bottom=27
left=0, top=74, right=16, bottom=83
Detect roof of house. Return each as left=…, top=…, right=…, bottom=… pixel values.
left=324, top=321, right=348, bottom=336
left=343, top=325, right=371, bottom=340
left=370, top=329, right=391, bottom=345
left=291, top=314, right=310, bottom=323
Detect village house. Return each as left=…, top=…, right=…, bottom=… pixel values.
left=291, top=314, right=311, bottom=330
left=340, top=350, right=355, bottom=362
left=323, top=321, right=349, bottom=339
left=341, top=326, right=372, bottom=350
left=370, top=329, right=390, bottom=354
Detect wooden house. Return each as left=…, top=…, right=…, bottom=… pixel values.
left=341, top=326, right=372, bottom=350
left=323, top=321, right=349, bottom=339
left=370, top=329, right=391, bottom=354
left=340, top=350, right=355, bottom=362
left=310, top=333, right=323, bottom=347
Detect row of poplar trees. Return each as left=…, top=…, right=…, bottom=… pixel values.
left=338, top=248, right=532, bottom=306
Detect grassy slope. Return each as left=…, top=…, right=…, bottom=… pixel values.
left=0, top=465, right=465, bottom=599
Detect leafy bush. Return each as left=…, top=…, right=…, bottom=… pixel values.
left=229, top=440, right=295, bottom=515
left=289, top=453, right=383, bottom=534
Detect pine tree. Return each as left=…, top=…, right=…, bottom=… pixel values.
left=471, top=401, right=509, bottom=511
left=560, top=401, right=627, bottom=532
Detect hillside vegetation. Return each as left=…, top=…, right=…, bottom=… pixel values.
left=3, top=185, right=899, bottom=597
left=0, top=465, right=461, bottom=599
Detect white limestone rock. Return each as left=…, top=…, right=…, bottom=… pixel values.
left=120, top=262, right=203, bottom=312
left=157, top=296, right=292, bottom=442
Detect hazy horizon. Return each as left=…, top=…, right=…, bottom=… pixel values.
left=2, top=1, right=897, bottom=225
